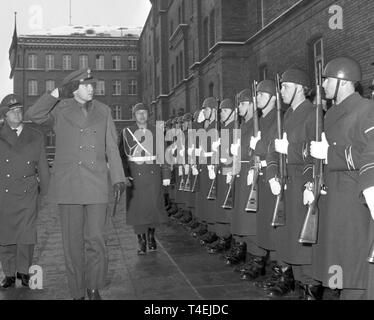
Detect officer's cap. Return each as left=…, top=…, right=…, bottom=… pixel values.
left=132, top=103, right=149, bottom=114
left=62, top=68, right=96, bottom=86
left=201, top=97, right=217, bottom=110
left=219, top=98, right=235, bottom=110
left=237, top=89, right=252, bottom=103
left=257, top=80, right=276, bottom=97
left=281, top=69, right=310, bottom=88
left=0, top=94, right=23, bottom=117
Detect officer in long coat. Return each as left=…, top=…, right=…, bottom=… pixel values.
left=268, top=69, right=321, bottom=298
left=0, top=94, right=49, bottom=289
left=25, top=68, right=126, bottom=300
left=119, top=103, right=170, bottom=255
left=311, top=57, right=374, bottom=300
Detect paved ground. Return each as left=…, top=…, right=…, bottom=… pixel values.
left=0, top=198, right=337, bottom=300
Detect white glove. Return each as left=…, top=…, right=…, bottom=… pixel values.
left=269, top=178, right=281, bottom=196
left=212, top=138, right=221, bottom=152
left=275, top=132, right=289, bottom=155
left=310, top=133, right=329, bottom=161
left=163, top=179, right=171, bottom=187
left=179, top=147, right=185, bottom=157
left=250, top=131, right=262, bottom=150
left=178, top=166, right=183, bottom=176
left=363, top=186, right=374, bottom=220
left=208, top=165, right=216, bottom=180
left=192, top=165, right=199, bottom=176
left=230, top=141, right=241, bottom=156
left=197, top=110, right=205, bottom=123
left=184, top=164, right=190, bottom=174
left=195, top=147, right=203, bottom=157
left=51, top=88, right=59, bottom=98
left=247, top=169, right=254, bottom=186
left=303, top=183, right=315, bottom=205
left=188, top=144, right=195, bottom=157
left=226, top=173, right=233, bottom=184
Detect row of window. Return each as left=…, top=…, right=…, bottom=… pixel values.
left=27, top=79, right=138, bottom=96
left=27, top=54, right=137, bottom=71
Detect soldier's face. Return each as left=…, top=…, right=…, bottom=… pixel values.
left=281, top=82, right=297, bottom=104
left=135, top=110, right=148, bottom=124
left=257, top=92, right=272, bottom=109
left=6, top=107, right=23, bottom=127
left=220, top=108, right=232, bottom=122
left=238, top=101, right=251, bottom=117
left=76, top=84, right=94, bottom=102
left=323, top=77, right=339, bottom=100
left=203, top=107, right=212, bottom=120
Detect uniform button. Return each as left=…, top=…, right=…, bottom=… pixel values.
left=78, top=161, right=82, bottom=165
left=27, top=161, right=31, bottom=165
left=23, top=175, right=27, bottom=178
left=5, top=189, right=8, bottom=193
left=79, top=146, right=83, bottom=150
left=138, top=173, right=141, bottom=176
left=6, top=174, right=10, bottom=178
left=5, top=159, right=9, bottom=162
left=80, top=129, right=84, bottom=133
left=333, top=142, right=337, bottom=146
left=91, top=145, right=95, bottom=149
left=24, top=190, right=27, bottom=193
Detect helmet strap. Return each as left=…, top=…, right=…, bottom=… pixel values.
left=333, top=79, right=341, bottom=103
left=290, top=87, right=297, bottom=107
left=223, top=109, right=234, bottom=127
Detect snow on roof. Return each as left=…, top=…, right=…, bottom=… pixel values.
left=29, top=25, right=142, bottom=38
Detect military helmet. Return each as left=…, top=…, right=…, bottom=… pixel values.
left=237, top=89, right=252, bottom=103
left=165, top=119, right=172, bottom=128
left=257, top=80, right=276, bottom=96
left=0, top=94, right=23, bottom=117
left=182, top=113, right=193, bottom=122
left=177, top=116, right=184, bottom=123
left=201, top=97, right=217, bottom=110
left=323, top=57, right=362, bottom=82
left=219, top=98, right=235, bottom=110
left=281, top=69, right=310, bottom=88
left=171, top=117, right=179, bottom=125
left=132, top=103, right=149, bottom=114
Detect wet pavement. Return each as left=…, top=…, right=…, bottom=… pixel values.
left=0, top=198, right=337, bottom=300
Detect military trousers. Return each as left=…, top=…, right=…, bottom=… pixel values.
left=59, top=204, right=108, bottom=299
left=0, top=244, right=34, bottom=276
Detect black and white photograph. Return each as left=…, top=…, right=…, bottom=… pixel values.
left=0, top=0, right=374, bottom=307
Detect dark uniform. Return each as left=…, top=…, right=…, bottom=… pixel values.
left=312, top=57, right=373, bottom=300
left=0, top=94, right=49, bottom=288
left=119, top=103, right=170, bottom=254
left=25, top=69, right=126, bottom=299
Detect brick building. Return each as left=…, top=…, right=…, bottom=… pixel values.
left=140, top=0, right=374, bottom=121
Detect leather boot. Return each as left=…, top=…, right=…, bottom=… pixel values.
left=0, top=276, right=16, bottom=289
left=16, top=272, right=30, bottom=288
left=199, top=232, right=218, bottom=246
left=225, top=242, right=247, bottom=265
left=240, top=255, right=268, bottom=281
left=137, top=234, right=147, bottom=255
left=207, top=236, right=232, bottom=254
left=87, top=289, right=102, bottom=300
left=147, top=228, right=157, bottom=252
left=301, top=284, right=324, bottom=300
left=266, top=266, right=295, bottom=297
left=254, top=264, right=282, bottom=289
left=192, top=224, right=207, bottom=238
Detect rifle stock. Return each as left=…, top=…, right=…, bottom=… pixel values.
left=299, top=64, right=325, bottom=244
left=271, top=74, right=286, bottom=227
left=184, top=167, right=192, bottom=192
left=178, top=168, right=185, bottom=191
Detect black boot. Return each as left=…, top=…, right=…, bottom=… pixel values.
left=207, top=236, right=232, bottom=254
left=16, top=272, right=30, bottom=288
left=225, top=242, right=247, bottom=265
left=240, top=255, right=268, bottom=281
left=147, top=228, right=157, bottom=252
left=137, top=234, right=147, bottom=255
left=199, top=232, right=218, bottom=246
left=87, top=289, right=102, bottom=300
left=266, top=266, right=295, bottom=297
left=254, top=264, right=282, bottom=289
left=0, top=276, right=16, bottom=289
left=301, top=284, right=324, bottom=300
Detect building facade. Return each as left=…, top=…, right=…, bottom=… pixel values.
left=140, top=0, right=374, bottom=121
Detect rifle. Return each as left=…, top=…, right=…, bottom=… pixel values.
left=222, top=94, right=240, bottom=210
left=270, top=74, right=286, bottom=227
left=178, top=166, right=185, bottom=191
left=207, top=98, right=221, bottom=200
left=184, top=166, right=192, bottom=191
left=299, top=64, right=326, bottom=244
left=245, top=81, right=261, bottom=212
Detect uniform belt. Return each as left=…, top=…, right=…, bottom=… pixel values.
left=129, top=156, right=156, bottom=162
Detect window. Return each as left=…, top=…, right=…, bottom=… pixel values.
left=259, top=64, right=268, bottom=81
left=62, top=55, right=72, bottom=70
left=203, top=17, right=209, bottom=57
left=176, top=56, right=180, bottom=83
left=112, top=55, right=121, bottom=70
left=112, top=106, right=122, bottom=120
left=79, top=55, right=88, bottom=69
left=28, top=54, right=37, bottom=69
left=128, top=80, right=138, bottom=96
left=45, top=54, right=54, bottom=70
left=313, top=38, right=324, bottom=82
left=171, top=64, right=175, bottom=88
left=28, top=80, right=38, bottom=96
left=95, top=55, right=105, bottom=70
left=45, top=80, right=55, bottom=93
left=209, top=10, right=216, bottom=48
left=209, top=83, right=214, bottom=97
left=179, top=52, right=184, bottom=80
left=96, top=80, right=105, bottom=96
left=128, top=55, right=137, bottom=70
left=112, top=80, right=121, bottom=95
